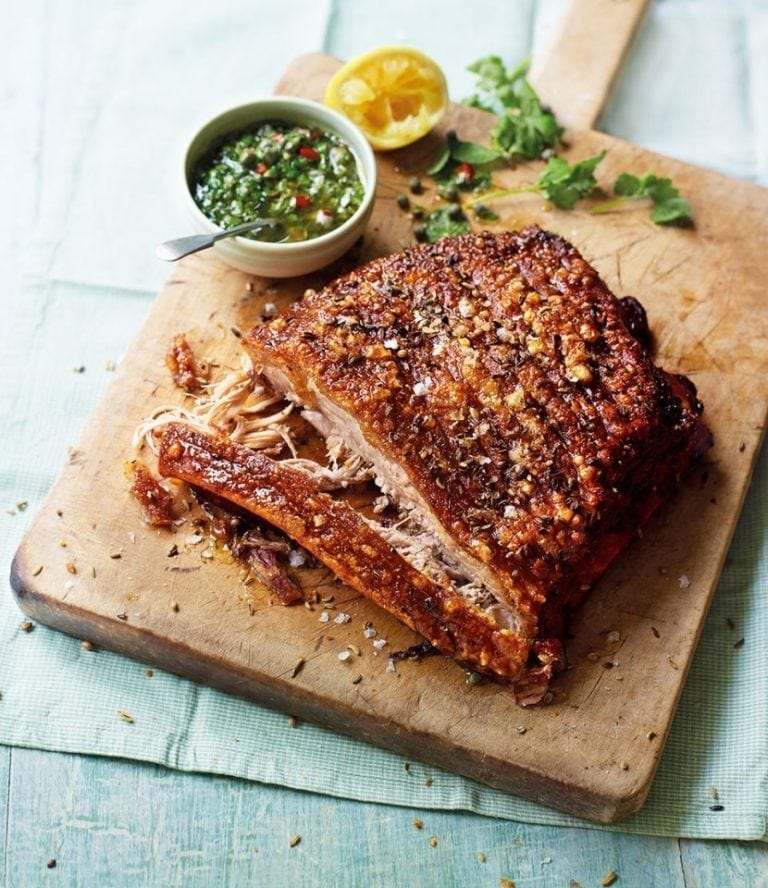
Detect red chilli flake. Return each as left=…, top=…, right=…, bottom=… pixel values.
left=298, top=146, right=319, bottom=161
left=294, top=194, right=312, bottom=209
left=456, top=162, right=475, bottom=183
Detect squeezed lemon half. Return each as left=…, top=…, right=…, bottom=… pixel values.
left=325, top=46, right=449, bottom=151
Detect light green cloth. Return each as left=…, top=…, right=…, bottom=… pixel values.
left=1, top=0, right=766, bottom=841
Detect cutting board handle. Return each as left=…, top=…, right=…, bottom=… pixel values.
left=528, top=0, right=650, bottom=131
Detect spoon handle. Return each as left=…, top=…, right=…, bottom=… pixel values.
left=155, top=218, right=279, bottom=261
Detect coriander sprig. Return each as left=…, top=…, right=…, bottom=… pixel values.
left=470, top=150, right=607, bottom=211
left=464, top=55, right=564, bottom=161
left=592, top=173, right=693, bottom=225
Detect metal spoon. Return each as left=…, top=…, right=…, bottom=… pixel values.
left=155, top=218, right=286, bottom=261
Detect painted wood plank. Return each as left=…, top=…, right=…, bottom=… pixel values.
left=0, top=746, right=10, bottom=883
left=680, top=838, right=768, bottom=888
left=1, top=747, right=694, bottom=888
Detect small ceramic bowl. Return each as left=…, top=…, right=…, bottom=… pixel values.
left=183, top=97, right=377, bottom=277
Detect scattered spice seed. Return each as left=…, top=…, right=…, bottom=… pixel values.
left=709, top=804, right=724, bottom=812
left=726, top=617, right=736, bottom=630
left=47, top=859, right=56, bottom=869
left=145, top=670, right=154, bottom=678
left=647, top=731, right=657, bottom=741
left=404, top=763, right=411, bottom=773
left=288, top=715, right=298, bottom=728
left=80, top=640, right=94, bottom=652
left=171, top=601, right=179, bottom=613
left=620, top=760, right=629, bottom=771
left=516, top=725, right=527, bottom=735
left=20, top=621, right=34, bottom=633
left=476, top=852, right=486, bottom=863
left=651, top=626, right=660, bottom=638
left=231, top=327, right=242, bottom=338
left=412, top=818, right=423, bottom=829
left=352, top=674, right=363, bottom=685
left=347, top=644, right=361, bottom=656
left=734, top=638, right=745, bottom=649
left=59, top=540, right=67, bottom=548
left=289, top=834, right=301, bottom=848
left=668, top=657, right=679, bottom=670
left=429, top=836, right=439, bottom=847
left=118, top=710, right=135, bottom=724
left=110, top=552, right=122, bottom=560
left=601, top=871, right=618, bottom=886
left=91, top=566, right=96, bottom=578
left=17, top=501, right=28, bottom=511
left=291, top=658, right=306, bottom=678
left=116, top=612, right=128, bottom=621
left=65, top=562, right=77, bottom=574
left=500, top=879, right=516, bottom=888
left=425, top=777, right=434, bottom=787
left=167, top=544, right=179, bottom=558
left=32, top=565, right=43, bottom=577
left=709, top=786, right=719, bottom=800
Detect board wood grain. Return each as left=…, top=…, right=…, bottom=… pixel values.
left=10, top=53, right=768, bottom=823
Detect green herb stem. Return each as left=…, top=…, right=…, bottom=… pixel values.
left=467, top=185, right=539, bottom=207
left=590, top=196, right=632, bottom=215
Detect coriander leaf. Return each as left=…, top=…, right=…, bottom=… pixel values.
left=649, top=196, right=693, bottom=226
left=472, top=203, right=500, bottom=222
left=537, top=150, right=606, bottom=210
left=464, top=55, right=529, bottom=113
left=464, top=55, right=563, bottom=160
left=642, top=176, right=679, bottom=206
left=426, top=142, right=451, bottom=175
left=422, top=205, right=471, bottom=242
left=448, top=138, right=502, bottom=165
left=607, top=171, right=693, bottom=225
left=613, top=172, right=642, bottom=197
left=488, top=80, right=563, bottom=160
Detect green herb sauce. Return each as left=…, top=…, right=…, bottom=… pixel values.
left=193, top=120, right=365, bottom=243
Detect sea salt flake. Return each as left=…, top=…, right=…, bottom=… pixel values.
left=185, top=534, right=203, bottom=545
left=363, top=626, right=377, bottom=639
left=334, top=612, right=351, bottom=625
left=338, top=650, right=351, bottom=662
left=385, top=658, right=396, bottom=673
left=318, top=611, right=330, bottom=623
left=678, top=574, right=691, bottom=589
left=372, top=638, right=388, bottom=650
left=288, top=550, right=306, bottom=568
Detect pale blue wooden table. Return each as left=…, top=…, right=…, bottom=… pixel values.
left=2, top=1, right=767, bottom=884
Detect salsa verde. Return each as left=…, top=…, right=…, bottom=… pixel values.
left=193, top=120, right=365, bottom=243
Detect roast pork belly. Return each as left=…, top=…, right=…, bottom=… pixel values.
left=235, top=226, right=711, bottom=689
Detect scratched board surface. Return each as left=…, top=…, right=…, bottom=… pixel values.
left=11, top=54, right=768, bottom=823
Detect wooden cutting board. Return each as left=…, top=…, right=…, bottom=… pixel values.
left=10, top=2, right=768, bottom=823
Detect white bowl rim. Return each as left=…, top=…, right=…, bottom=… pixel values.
left=182, top=96, right=377, bottom=256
